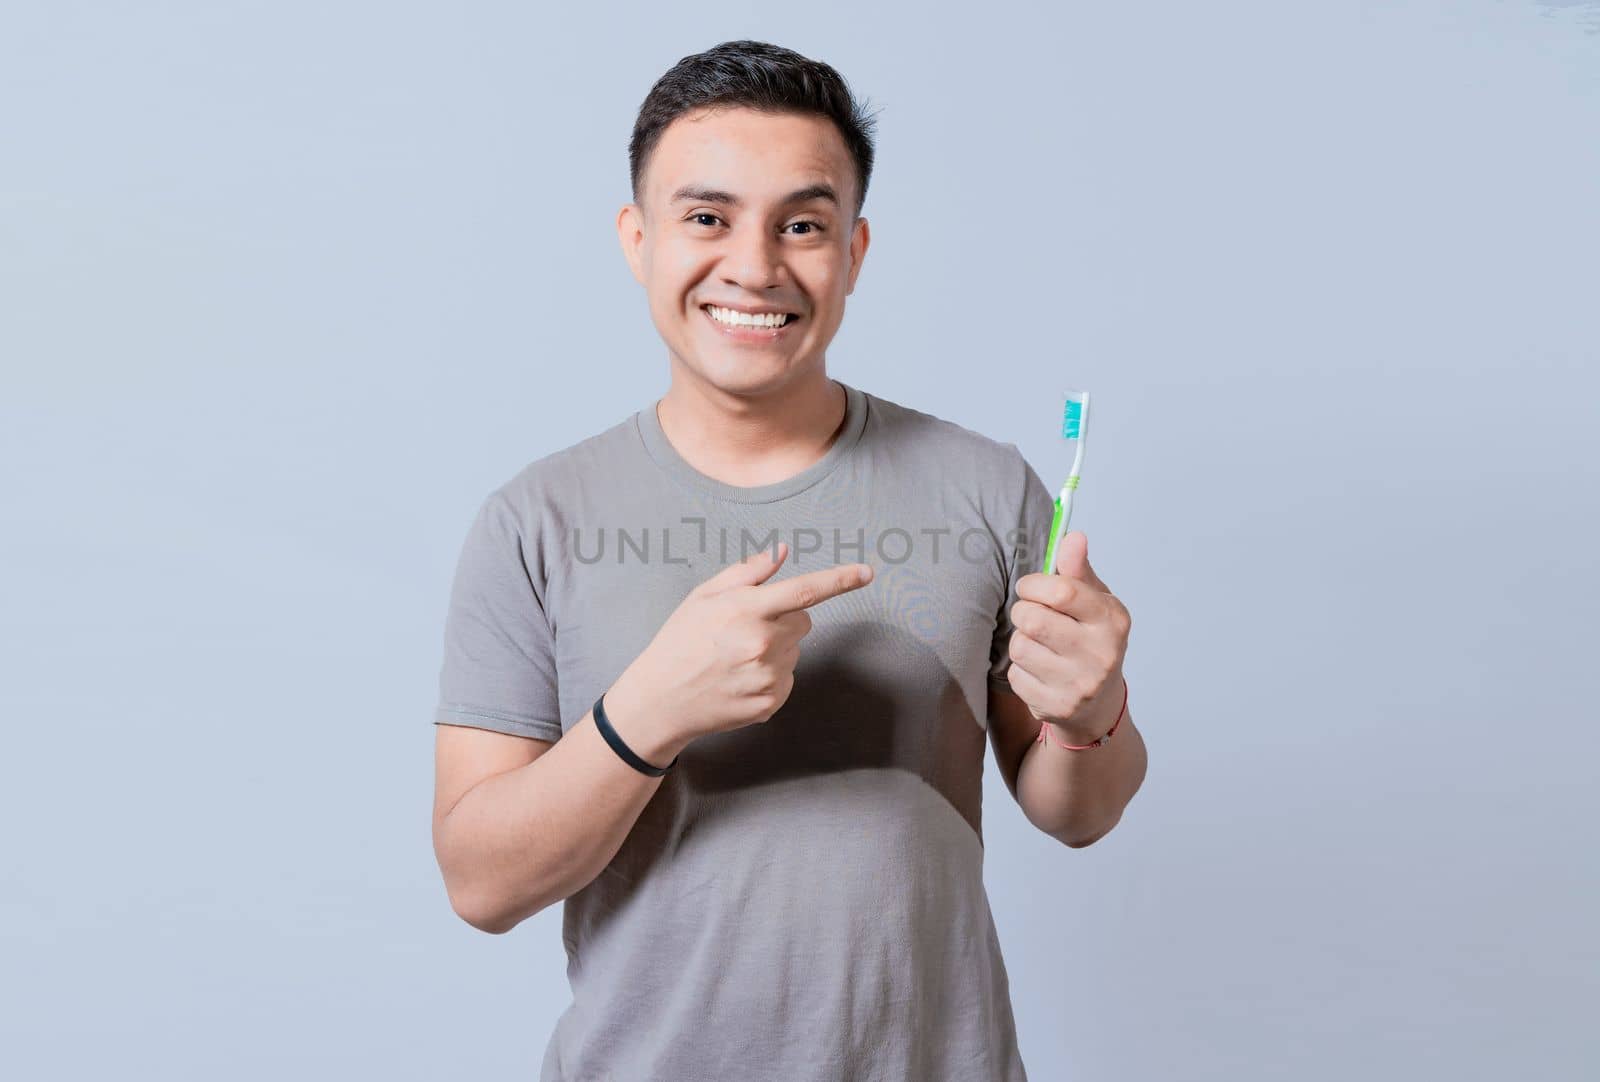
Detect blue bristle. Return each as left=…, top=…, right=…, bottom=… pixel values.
left=1062, top=398, right=1083, bottom=439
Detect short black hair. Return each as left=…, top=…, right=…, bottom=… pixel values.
left=629, top=40, right=880, bottom=219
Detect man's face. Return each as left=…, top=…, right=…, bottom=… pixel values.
left=618, top=106, right=870, bottom=399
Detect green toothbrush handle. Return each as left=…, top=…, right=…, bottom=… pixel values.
left=1040, top=496, right=1066, bottom=575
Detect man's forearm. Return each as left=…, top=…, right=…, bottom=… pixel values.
left=1018, top=678, right=1147, bottom=847
left=435, top=674, right=690, bottom=934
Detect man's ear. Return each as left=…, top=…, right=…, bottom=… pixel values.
left=845, top=215, right=870, bottom=296
left=616, top=203, right=646, bottom=286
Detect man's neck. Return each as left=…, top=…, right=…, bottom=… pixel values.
left=654, top=367, right=848, bottom=489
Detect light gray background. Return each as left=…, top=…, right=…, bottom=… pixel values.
left=4, top=2, right=1596, bottom=1079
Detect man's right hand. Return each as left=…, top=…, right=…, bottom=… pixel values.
left=603, top=542, right=875, bottom=759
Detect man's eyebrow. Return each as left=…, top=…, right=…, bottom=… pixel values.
left=669, top=183, right=840, bottom=208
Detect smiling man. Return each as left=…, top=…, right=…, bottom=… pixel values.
left=431, top=40, right=1147, bottom=1081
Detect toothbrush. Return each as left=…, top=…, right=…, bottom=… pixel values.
left=1039, top=389, right=1090, bottom=575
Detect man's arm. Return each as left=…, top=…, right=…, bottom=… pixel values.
left=987, top=674, right=1147, bottom=848
left=432, top=673, right=687, bottom=935
left=434, top=545, right=875, bottom=935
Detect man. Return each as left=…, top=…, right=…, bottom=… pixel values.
left=432, top=39, right=1147, bottom=1081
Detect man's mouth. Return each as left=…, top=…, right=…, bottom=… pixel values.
left=701, top=304, right=801, bottom=331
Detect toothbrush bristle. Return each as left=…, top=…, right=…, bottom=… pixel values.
left=1062, top=398, right=1083, bottom=439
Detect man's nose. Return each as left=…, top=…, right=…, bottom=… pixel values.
left=720, top=223, right=784, bottom=290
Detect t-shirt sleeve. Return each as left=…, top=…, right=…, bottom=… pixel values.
left=988, top=445, right=1059, bottom=688
left=434, top=489, right=563, bottom=742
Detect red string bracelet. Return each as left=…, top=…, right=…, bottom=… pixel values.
left=1036, top=677, right=1128, bottom=751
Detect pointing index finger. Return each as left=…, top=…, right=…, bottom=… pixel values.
left=749, top=562, right=874, bottom=616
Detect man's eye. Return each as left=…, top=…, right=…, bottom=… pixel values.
left=787, top=220, right=824, bottom=235
left=690, top=213, right=723, bottom=227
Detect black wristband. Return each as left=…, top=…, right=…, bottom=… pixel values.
left=592, top=692, right=678, bottom=777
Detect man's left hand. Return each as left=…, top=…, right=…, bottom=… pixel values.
left=1006, top=530, right=1132, bottom=744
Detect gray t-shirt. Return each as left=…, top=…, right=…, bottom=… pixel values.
left=435, top=379, right=1056, bottom=1081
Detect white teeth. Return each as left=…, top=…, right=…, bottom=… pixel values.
left=707, top=305, right=791, bottom=329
